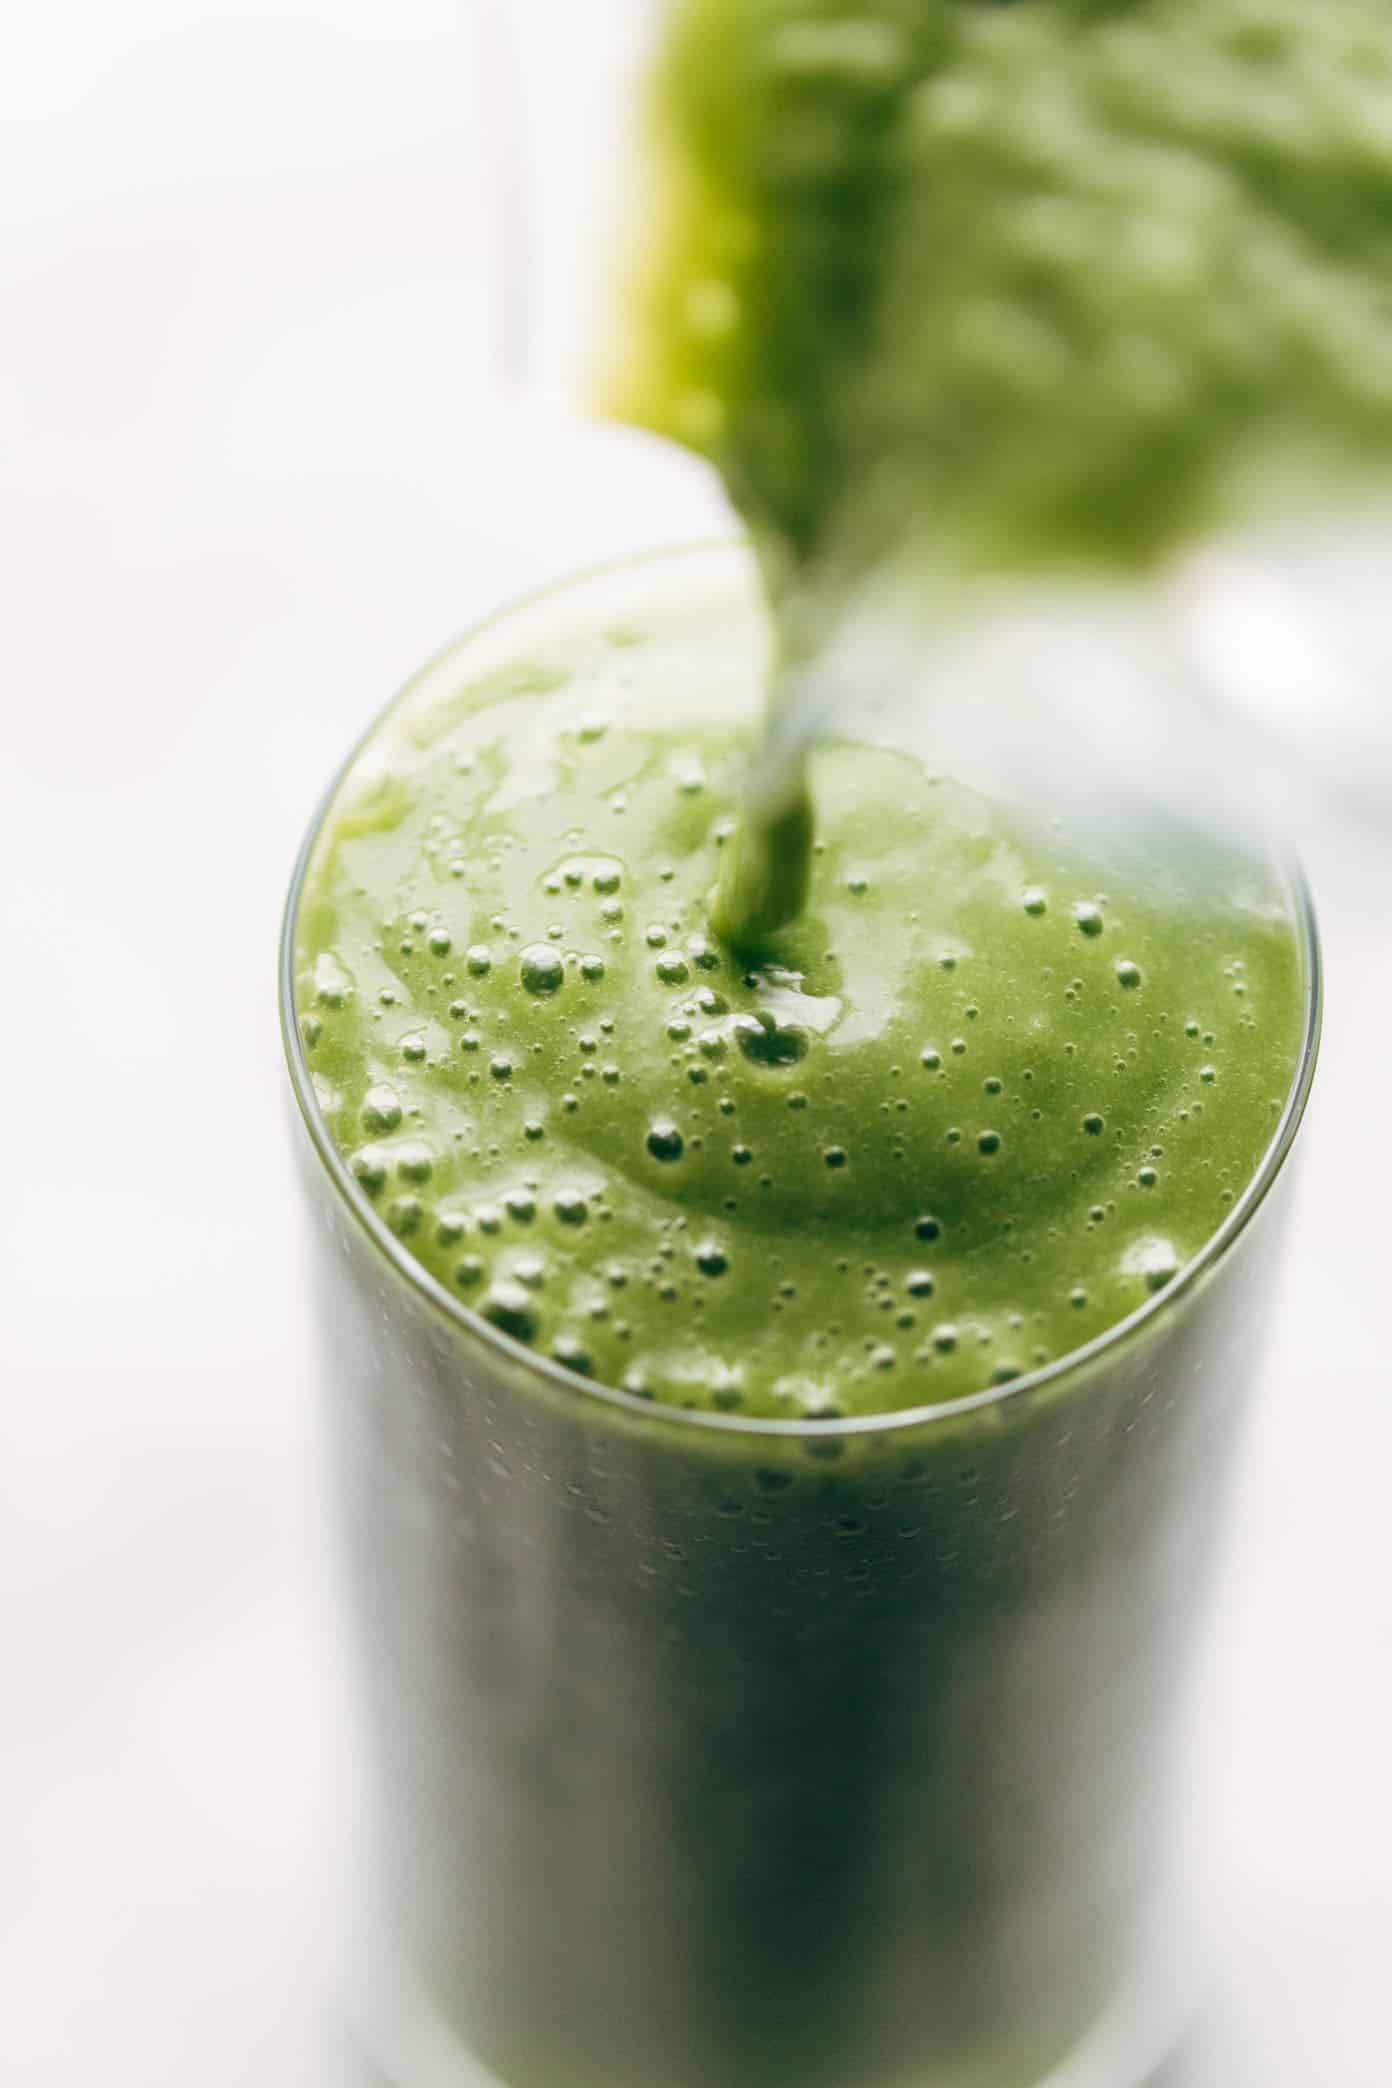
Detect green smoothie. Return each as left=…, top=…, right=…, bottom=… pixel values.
left=610, top=0, right=1392, bottom=579
left=288, top=550, right=1312, bottom=2088
left=282, top=3, right=1338, bottom=2081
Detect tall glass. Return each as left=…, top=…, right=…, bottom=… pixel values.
left=281, top=546, right=1319, bottom=2088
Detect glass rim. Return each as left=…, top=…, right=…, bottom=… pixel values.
left=278, top=540, right=1323, bottom=1441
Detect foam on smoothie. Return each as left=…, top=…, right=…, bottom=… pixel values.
left=295, top=590, right=1302, bottom=1420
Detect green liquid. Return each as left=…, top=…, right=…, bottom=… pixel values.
left=296, top=588, right=1301, bottom=1420
left=608, top=0, right=1392, bottom=579
left=290, top=555, right=1311, bottom=2088
left=288, top=6, right=1337, bottom=2077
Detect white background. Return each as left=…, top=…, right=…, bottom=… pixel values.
left=1, top=5, right=1388, bottom=2083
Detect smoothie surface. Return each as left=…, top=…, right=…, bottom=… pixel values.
left=294, top=587, right=1304, bottom=1419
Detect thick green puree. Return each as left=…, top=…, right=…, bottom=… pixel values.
left=295, top=584, right=1302, bottom=1421
left=610, top=0, right=1392, bottom=580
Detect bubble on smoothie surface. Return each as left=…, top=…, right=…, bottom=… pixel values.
left=361, top=1084, right=402, bottom=1132
left=520, top=945, right=566, bottom=995
left=646, top=1120, right=685, bottom=1163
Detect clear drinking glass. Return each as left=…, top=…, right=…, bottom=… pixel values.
left=281, top=543, right=1319, bottom=2088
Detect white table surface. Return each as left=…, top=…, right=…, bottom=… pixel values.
left=2, top=7, right=1389, bottom=2083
